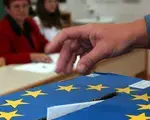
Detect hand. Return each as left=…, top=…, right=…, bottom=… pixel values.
left=45, top=19, right=148, bottom=74
left=30, top=53, right=52, bottom=63
left=0, top=57, right=5, bottom=66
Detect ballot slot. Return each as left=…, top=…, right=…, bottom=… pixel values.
left=92, top=92, right=118, bottom=101
left=38, top=92, right=119, bottom=120
left=38, top=117, right=46, bottom=120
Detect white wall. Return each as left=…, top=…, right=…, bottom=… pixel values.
left=32, top=0, right=150, bottom=22
left=62, top=0, right=150, bottom=22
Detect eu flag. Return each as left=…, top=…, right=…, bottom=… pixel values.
left=0, top=72, right=149, bottom=120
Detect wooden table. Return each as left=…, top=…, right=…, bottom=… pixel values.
left=0, top=65, right=79, bottom=96
left=0, top=49, right=146, bottom=96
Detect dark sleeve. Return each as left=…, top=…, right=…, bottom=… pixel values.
left=28, top=18, right=49, bottom=52
left=144, top=14, right=150, bottom=48
left=0, top=33, right=31, bottom=65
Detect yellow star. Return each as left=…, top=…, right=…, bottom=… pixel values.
left=126, top=113, right=150, bottom=120
left=22, top=90, right=47, bottom=98
left=1, top=99, right=28, bottom=108
left=137, top=104, right=150, bottom=110
left=57, top=85, right=79, bottom=92
left=0, top=110, right=23, bottom=120
left=87, top=84, right=109, bottom=91
left=132, top=94, right=150, bottom=102
left=116, top=87, right=137, bottom=94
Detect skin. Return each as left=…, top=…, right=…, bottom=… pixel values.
left=0, top=58, right=6, bottom=66
left=45, top=19, right=148, bottom=74
left=44, top=0, right=58, bottom=13
left=6, top=0, right=29, bottom=28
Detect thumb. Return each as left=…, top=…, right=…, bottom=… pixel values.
left=76, top=42, right=108, bottom=74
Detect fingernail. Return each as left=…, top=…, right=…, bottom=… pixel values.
left=78, top=64, right=87, bottom=73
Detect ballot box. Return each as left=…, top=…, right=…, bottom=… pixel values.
left=0, top=72, right=150, bottom=120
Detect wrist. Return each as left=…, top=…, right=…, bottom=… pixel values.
left=130, top=19, right=148, bottom=48
left=30, top=53, right=34, bottom=61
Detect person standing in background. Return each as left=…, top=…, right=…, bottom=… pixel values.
left=34, top=0, right=62, bottom=41
left=0, top=0, right=52, bottom=65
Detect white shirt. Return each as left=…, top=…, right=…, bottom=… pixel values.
left=33, top=16, right=60, bottom=41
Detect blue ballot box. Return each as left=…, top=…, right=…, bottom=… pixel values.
left=0, top=72, right=149, bottom=120
left=57, top=93, right=150, bottom=120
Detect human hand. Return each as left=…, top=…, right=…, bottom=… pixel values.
left=45, top=19, right=147, bottom=74
left=30, top=53, right=52, bottom=63
left=0, top=57, right=5, bottom=66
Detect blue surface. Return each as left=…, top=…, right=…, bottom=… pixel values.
left=0, top=72, right=149, bottom=120
left=58, top=93, right=150, bottom=120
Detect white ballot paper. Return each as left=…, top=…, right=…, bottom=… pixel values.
left=14, top=63, right=56, bottom=73
left=14, top=54, right=79, bottom=73
left=129, top=80, right=150, bottom=89
left=47, top=100, right=103, bottom=120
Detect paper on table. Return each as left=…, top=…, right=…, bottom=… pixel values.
left=49, top=54, right=59, bottom=63
left=47, top=100, right=103, bottom=120
left=14, top=63, right=56, bottom=73
left=86, top=73, right=101, bottom=77
left=129, top=80, right=150, bottom=89
left=49, top=53, right=79, bottom=67
left=14, top=53, right=80, bottom=73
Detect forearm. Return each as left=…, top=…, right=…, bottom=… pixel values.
left=130, top=18, right=148, bottom=48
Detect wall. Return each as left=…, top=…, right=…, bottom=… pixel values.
left=63, top=0, right=150, bottom=22
left=31, top=0, right=150, bottom=22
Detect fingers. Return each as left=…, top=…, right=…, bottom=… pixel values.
left=64, top=52, right=76, bottom=74
left=76, top=42, right=108, bottom=74
left=55, top=40, right=108, bottom=74
left=43, top=56, right=52, bottom=63
left=41, top=54, right=52, bottom=63
left=56, top=40, right=78, bottom=73
left=33, top=54, right=52, bottom=63
left=45, top=25, right=89, bottom=54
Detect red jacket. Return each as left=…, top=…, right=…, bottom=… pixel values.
left=0, top=15, right=48, bottom=65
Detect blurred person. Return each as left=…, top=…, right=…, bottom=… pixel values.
left=34, top=0, right=62, bottom=41
left=0, top=0, right=52, bottom=65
